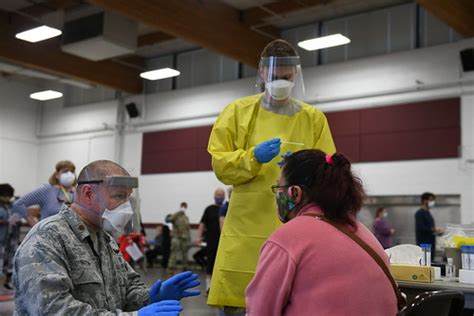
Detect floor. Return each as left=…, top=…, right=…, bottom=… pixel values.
left=0, top=267, right=219, bottom=316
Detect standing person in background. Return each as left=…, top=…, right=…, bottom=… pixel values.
left=415, top=192, right=443, bottom=261
left=219, top=187, right=232, bottom=230
left=0, top=184, right=13, bottom=271
left=373, top=207, right=395, bottom=249
left=207, top=39, right=335, bottom=314
left=12, top=160, right=76, bottom=227
left=0, top=184, right=18, bottom=289
left=196, top=188, right=225, bottom=294
left=166, top=202, right=191, bottom=274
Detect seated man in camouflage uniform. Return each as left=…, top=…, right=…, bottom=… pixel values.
left=14, top=160, right=200, bottom=315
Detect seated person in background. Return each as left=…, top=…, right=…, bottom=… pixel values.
left=373, top=207, right=395, bottom=249
left=146, top=225, right=171, bottom=269
left=119, top=232, right=147, bottom=270
left=246, top=150, right=399, bottom=316
left=219, top=187, right=232, bottom=230
left=14, top=160, right=200, bottom=315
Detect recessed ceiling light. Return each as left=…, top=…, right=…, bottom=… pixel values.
left=140, top=68, right=180, bottom=80
left=30, top=90, right=63, bottom=101
left=15, top=26, right=62, bottom=43
left=298, top=34, right=350, bottom=51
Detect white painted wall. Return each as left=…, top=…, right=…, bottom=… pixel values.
left=0, top=77, right=40, bottom=195
left=36, top=99, right=118, bottom=190
left=35, top=38, right=474, bottom=223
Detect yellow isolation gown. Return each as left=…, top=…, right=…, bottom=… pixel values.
left=207, top=94, right=336, bottom=307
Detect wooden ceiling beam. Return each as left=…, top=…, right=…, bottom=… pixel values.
left=138, top=31, right=175, bottom=47
left=416, top=0, right=474, bottom=37
left=242, top=0, right=331, bottom=27
left=88, top=0, right=272, bottom=66
left=0, top=16, right=142, bottom=94
left=20, top=0, right=82, bottom=18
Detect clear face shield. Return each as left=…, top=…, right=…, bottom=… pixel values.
left=77, top=176, right=142, bottom=237
left=256, top=56, right=305, bottom=108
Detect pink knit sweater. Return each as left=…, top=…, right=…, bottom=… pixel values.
left=246, top=204, right=398, bottom=316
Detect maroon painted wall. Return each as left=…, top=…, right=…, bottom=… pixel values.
left=142, top=126, right=213, bottom=174
left=141, top=98, right=460, bottom=174
left=326, top=98, right=460, bottom=162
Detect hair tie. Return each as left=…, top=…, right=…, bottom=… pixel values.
left=325, top=154, right=334, bottom=165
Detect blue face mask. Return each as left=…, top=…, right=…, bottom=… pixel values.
left=215, top=197, right=225, bottom=206
left=276, top=190, right=296, bottom=223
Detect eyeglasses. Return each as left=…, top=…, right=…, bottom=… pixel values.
left=271, top=185, right=290, bottom=193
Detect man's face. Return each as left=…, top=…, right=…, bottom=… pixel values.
left=79, top=178, right=132, bottom=227
left=214, top=189, right=225, bottom=200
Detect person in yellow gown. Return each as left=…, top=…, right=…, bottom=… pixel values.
left=207, top=39, right=336, bottom=315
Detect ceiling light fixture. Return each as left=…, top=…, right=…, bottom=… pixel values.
left=140, top=68, right=180, bottom=80
left=30, top=90, right=63, bottom=101
left=15, top=25, right=62, bottom=43
left=298, top=34, right=350, bottom=51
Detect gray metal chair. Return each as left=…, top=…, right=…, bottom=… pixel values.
left=398, top=290, right=464, bottom=316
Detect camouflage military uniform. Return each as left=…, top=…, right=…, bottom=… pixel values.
left=13, top=205, right=149, bottom=315
left=168, top=211, right=191, bottom=271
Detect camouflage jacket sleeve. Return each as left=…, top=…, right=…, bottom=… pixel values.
left=14, top=227, right=140, bottom=315
left=118, top=246, right=150, bottom=310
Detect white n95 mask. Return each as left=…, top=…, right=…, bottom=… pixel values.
left=59, top=171, right=75, bottom=187
left=102, top=201, right=134, bottom=235
left=266, top=79, right=295, bottom=100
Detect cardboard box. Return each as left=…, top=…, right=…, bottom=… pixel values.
left=390, top=264, right=434, bottom=283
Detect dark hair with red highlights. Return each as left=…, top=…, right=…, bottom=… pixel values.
left=282, top=149, right=366, bottom=229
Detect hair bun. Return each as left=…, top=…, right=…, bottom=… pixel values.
left=331, top=153, right=351, bottom=168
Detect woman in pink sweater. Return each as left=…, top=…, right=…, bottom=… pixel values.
left=246, top=150, right=398, bottom=316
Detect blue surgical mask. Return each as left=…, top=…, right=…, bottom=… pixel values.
left=276, top=190, right=296, bottom=223
left=215, top=197, right=225, bottom=206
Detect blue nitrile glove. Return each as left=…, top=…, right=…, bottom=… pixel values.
left=254, top=138, right=281, bottom=163
left=277, top=151, right=293, bottom=167
left=150, top=271, right=201, bottom=303
left=138, top=300, right=182, bottom=316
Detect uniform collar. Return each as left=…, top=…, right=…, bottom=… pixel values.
left=60, top=204, right=91, bottom=241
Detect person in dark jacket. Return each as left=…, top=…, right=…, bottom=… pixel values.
left=415, top=192, right=443, bottom=261
left=146, top=225, right=171, bottom=269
